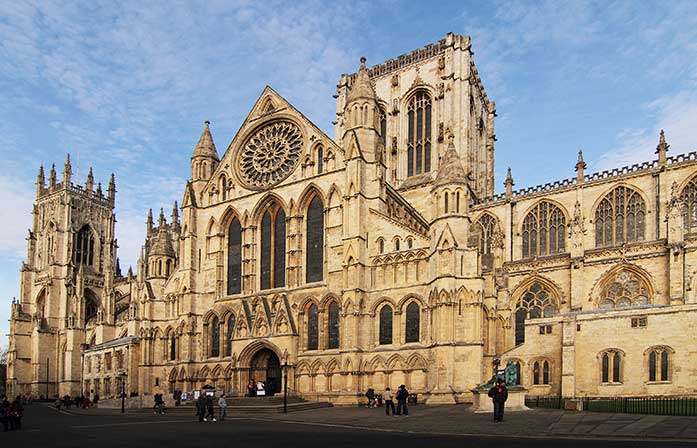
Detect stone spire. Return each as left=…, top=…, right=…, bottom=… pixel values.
left=158, top=208, right=165, bottom=227
left=146, top=208, right=154, bottom=236
left=108, top=173, right=116, bottom=203
left=656, top=129, right=669, bottom=166
left=192, top=121, right=219, bottom=160
left=86, top=167, right=94, bottom=192
left=115, top=257, right=122, bottom=277
left=150, top=227, right=176, bottom=258
left=347, top=57, right=377, bottom=103
left=171, top=201, right=180, bottom=227
left=434, top=134, right=467, bottom=186
left=49, top=164, right=57, bottom=187
left=575, top=149, right=586, bottom=184
left=36, top=164, right=45, bottom=195
left=505, top=167, right=514, bottom=199
left=96, top=182, right=102, bottom=197
left=63, top=154, right=72, bottom=186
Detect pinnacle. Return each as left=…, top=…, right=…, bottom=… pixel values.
left=347, top=57, right=376, bottom=103
left=434, top=137, right=466, bottom=186
left=192, top=120, right=219, bottom=160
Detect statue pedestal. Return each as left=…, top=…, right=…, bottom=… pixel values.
left=470, top=387, right=529, bottom=413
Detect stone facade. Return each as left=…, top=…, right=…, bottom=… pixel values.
left=6, top=32, right=697, bottom=403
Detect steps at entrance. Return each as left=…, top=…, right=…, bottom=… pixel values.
left=138, top=396, right=332, bottom=414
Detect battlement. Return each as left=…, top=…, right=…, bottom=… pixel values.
left=472, top=148, right=697, bottom=208
left=35, top=154, right=115, bottom=208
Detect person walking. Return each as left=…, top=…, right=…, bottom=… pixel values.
left=365, top=388, right=375, bottom=408
left=196, top=394, right=206, bottom=422
left=383, top=387, right=396, bottom=415
left=205, top=395, right=216, bottom=422
left=395, top=385, right=409, bottom=416
left=218, top=394, right=228, bottom=421
left=488, top=378, right=508, bottom=422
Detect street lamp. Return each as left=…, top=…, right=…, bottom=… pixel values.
left=281, top=362, right=292, bottom=414
left=118, top=372, right=128, bottom=413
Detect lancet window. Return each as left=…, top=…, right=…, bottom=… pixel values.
left=515, top=282, right=558, bottom=346
left=306, top=195, right=324, bottom=283
left=522, top=202, right=566, bottom=258
left=406, top=91, right=432, bottom=177
left=260, top=203, right=286, bottom=290
left=227, top=218, right=242, bottom=295
left=595, top=186, right=646, bottom=247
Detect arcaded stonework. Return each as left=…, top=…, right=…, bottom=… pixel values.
left=7, top=32, right=697, bottom=403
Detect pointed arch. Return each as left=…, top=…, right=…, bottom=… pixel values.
left=74, top=224, right=96, bottom=267
left=510, top=276, right=562, bottom=346
left=303, top=188, right=325, bottom=284
left=593, top=184, right=647, bottom=247
left=256, top=196, right=287, bottom=290
left=679, top=171, right=697, bottom=232
left=520, top=200, right=568, bottom=258
left=591, top=263, right=656, bottom=309
left=405, top=89, right=433, bottom=177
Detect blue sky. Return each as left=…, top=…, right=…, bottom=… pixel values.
left=1, top=0, right=696, bottom=349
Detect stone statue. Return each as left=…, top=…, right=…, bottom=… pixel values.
left=504, top=360, right=518, bottom=386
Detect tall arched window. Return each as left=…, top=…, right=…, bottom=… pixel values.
left=227, top=218, right=242, bottom=295
left=533, top=360, right=551, bottom=385
left=210, top=316, right=220, bottom=357
left=647, top=346, right=671, bottom=382
left=74, top=225, right=95, bottom=267
left=221, top=175, right=227, bottom=201
left=85, top=289, right=99, bottom=323
left=682, top=175, right=697, bottom=232
left=379, top=305, right=393, bottom=345
left=225, top=315, right=235, bottom=357
left=515, top=282, right=558, bottom=345
left=533, top=361, right=540, bottom=385
left=473, top=213, right=499, bottom=272
left=170, top=336, right=177, bottom=361
left=601, top=350, right=622, bottom=383
left=317, top=146, right=324, bottom=174
left=306, top=196, right=324, bottom=283
left=595, top=186, right=646, bottom=247
left=260, top=203, right=286, bottom=290
left=522, top=201, right=566, bottom=258
left=407, top=91, right=432, bottom=177
left=378, top=239, right=385, bottom=254
left=307, top=304, right=319, bottom=350
left=543, top=360, right=550, bottom=384
left=327, top=302, right=340, bottom=349
left=599, top=269, right=651, bottom=309
left=405, top=302, right=420, bottom=343
left=379, top=107, right=387, bottom=149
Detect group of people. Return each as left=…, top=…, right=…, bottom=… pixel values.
left=365, top=385, right=410, bottom=416
left=195, top=394, right=228, bottom=422
left=246, top=379, right=267, bottom=397
left=54, top=395, right=93, bottom=410
left=1, top=396, right=24, bottom=432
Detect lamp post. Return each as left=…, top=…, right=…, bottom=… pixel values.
left=282, top=362, right=289, bottom=414
left=119, top=372, right=127, bottom=413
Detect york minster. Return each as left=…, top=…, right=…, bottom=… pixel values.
left=7, top=32, right=697, bottom=404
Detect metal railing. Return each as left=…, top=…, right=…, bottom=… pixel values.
left=526, top=395, right=697, bottom=416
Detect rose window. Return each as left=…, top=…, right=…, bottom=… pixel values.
left=238, top=121, right=303, bottom=189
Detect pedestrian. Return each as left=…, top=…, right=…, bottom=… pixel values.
left=1, top=397, right=9, bottom=432
left=196, top=394, right=206, bottom=422
left=154, top=393, right=165, bottom=414
left=365, top=388, right=375, bottom=408
left=218, top=394, right=228, bottom=421
left=383, top=387, right=396, bottom=415
left=395, top=385, right=409, bottom=416
left=247, top=379, right=256, bottom=398
left=205, top=395, right=216, bottom=422
left=488, top=378, right=508, bottom=422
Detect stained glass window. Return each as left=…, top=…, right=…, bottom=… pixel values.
left=379, top=305, right=393, bottom=345
left=515, top=282, right=558, bottom=346
left=681, top=175, right=697, bottom=232
left=647, top=347, right=670, bottom=382
left=613, top=352, right=621, bottom=383
left=473, top=213, right=499, bottom=272
left=327, top=302, right=340, bottom=349
left=75, top=225, right=95, bottom=267
left=595, top=186, right=646, bottom=247
left=522, top=202, right=566, bottom=258
left=379, top=107, right=387, bottom=149
left=226, top=315, right=235, bottom=357
left=306, top=196, right=324, bottom=283
left=261, top=203, right=286, bottom=290
left=227, top=218, right=242, bottom=295
left=170, top=336, right=177, bottom=361
left=543, top=361, right=550, bottom=384
left=307, top=304, right=319, bottom=350
left=407, top=91, right=432, bottom=177
left=317, top=146, right=324, bottom=175
left=85, top=289, right=99, bottom=323
left=405, top=302, right=420, bottom=343
left=210, top=316, right=220, bottom=358
left=533, top=361, right=540, bottom=385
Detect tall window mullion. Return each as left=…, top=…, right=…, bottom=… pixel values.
left=227, top=219, right=242, bottom=295
left=406, top=91, right=432, bottom=178
left=306, top=196, right=324, bottom=283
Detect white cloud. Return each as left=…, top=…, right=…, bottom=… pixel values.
left=0, top=175, right=35, bottom=259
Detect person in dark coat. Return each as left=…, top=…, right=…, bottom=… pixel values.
left=247, top=379, right=256, bottom=398
left=395, top=385, right=409, bottom=416
left=205, top=395, right=216, bottom=422
left=1, top=398, right=9, bottom=432
left=488, top=378, right=509, bottom=422
left=365, top=388, right=375, bottom=408
left=196, top=395, right=206, bottom=422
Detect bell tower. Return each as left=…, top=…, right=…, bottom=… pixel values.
left=7, top=155, right=118, bottom=398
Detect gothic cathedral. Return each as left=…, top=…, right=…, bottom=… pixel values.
left=7, top=33, right=697, bottom=403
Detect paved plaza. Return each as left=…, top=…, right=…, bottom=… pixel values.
left=3, top=403, right=697, bottom=447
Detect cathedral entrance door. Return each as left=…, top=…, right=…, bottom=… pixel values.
left=249, top=348, right=282, bottom=395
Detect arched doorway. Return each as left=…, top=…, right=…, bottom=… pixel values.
left=249, top=348, right=281, bottom=395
